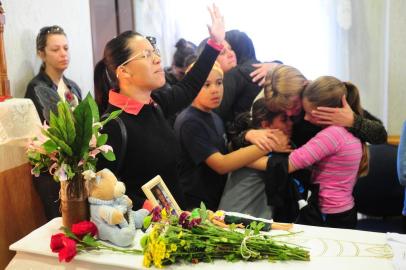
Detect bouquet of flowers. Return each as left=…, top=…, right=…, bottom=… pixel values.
left=27, top=93, right=120, bottom=197
left=141, top=204, right=310, bottom=268
left=50, top=220, right=141, bottom=262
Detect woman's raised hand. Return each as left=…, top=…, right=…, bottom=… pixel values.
left=207, top=3, right=225, bottom=45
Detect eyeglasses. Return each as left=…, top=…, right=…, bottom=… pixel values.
left=118, top=48, right=161, bottom=67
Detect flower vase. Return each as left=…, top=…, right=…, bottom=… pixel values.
left=60, top=173, right=89, bottom=228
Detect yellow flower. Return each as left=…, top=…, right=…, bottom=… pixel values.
left=180, top=240, right=186, bottom=246
left=143, top=252, right=152, bottom=267
left=213, top=210, right=225, bottom=221
left=177, top=231, right=183, bottom=239
left=171, top=243, right=177, bottom=252
left=152, top=239, right=166, bottom=268
left=161, top=208, right=168, bottom=220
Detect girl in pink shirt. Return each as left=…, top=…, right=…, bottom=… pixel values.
left=288, top=76, right=369, bottom=229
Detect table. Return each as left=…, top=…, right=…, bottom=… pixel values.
left=0, top=98, right=46, bottom=269
left=6, top=217, right=396, bottom=270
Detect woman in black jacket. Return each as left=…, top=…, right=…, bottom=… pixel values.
left=95, top=4, right=225, bottom=210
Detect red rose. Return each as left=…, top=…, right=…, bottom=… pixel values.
left=71, top=221, right=98, bottom=239
left=58, top=237, right=77, bottom=262
left=50, top=233, right=65, bottom=252
left=50, top=234, right=78, bottom=262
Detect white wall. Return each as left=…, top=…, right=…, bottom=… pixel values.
left=387, top=0, right=406, bottom=134
left=2, top=0, right=94, bottom=98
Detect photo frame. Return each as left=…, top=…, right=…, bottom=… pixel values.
left=141, top=175, right=182, bottom=216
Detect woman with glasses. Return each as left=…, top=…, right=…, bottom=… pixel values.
left=94, top=4, right=225, bottom=210
left=25, top=25, right=82, bottom=123
left=24, top=25, right=82, bottom=221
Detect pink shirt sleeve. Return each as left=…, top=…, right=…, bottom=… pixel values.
left=290, top=126, right=342, bottom=169
left=207, top=39, right=224, bottom=51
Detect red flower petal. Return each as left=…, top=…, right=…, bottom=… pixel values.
left=58, top=237, right=77, bottom=262
left=50, top=233, right=65, bottom=252
left=72, top=221, right=98, bottom=239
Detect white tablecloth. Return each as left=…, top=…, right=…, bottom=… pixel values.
left=0, top=98, right=41, bottom=171
left=6, top=218, right=395, bottom=270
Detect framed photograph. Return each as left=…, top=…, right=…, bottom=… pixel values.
left=141, top=175, right=182, bottom=216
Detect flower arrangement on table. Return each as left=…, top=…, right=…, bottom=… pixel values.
left=141, top=204, right=310, bottom=268
left=26, top=93, right=120, bottom=226
left=50, top=204, right=309, bottom=267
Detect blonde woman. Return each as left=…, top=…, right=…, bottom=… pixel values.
left=237, top=65, right=387, bottom=151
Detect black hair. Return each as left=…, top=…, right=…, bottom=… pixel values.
left=93, top=31, right=142, bottom=113
left=172, top=38, right=197, bottom=68
left=36, top=25, right=66, bottom=71
left=229, top=98, right=283, bottom=150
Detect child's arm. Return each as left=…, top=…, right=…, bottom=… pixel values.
left=206, top=145, right=266, bottom=175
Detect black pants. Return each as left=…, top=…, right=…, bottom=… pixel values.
left=324, top=207, right=357, bottom=229
left=33, top=173, right=60, bottom=221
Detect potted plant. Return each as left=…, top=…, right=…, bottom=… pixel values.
left=27, top=93, right=120, bottom=228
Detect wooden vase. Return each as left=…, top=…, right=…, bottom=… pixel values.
left=60, top=173, right=89, bottom=228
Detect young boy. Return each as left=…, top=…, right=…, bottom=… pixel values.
left=174, top=62, right=286, bottom=210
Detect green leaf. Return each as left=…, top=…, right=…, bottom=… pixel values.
left=42, top=139, right=58, bottom=153
left=73, top=98, right=93, bottom=158
left=143, top=215, right=152, bottom=230
left=199, top=202, right=208, bottom=222
left=47, top=127, right=64, bottom=141
left=56, top=102, right=69, bottom=142
left=62, top=102, right=76, bottom=145
left=102, top=150, right=116, bottom=161
left=61, top=226, right=80, bottom=241
left=96, top=134, right=108, bottom=147
left=82, top=234, right=99, bottom=247
left=42, top=129, right=73, bottom=156
left=86, top=93, right=100, bottom=123
left=140, top=234, right=149, bottom=249
left=49, top=111, right=64, bottom=139
left=100, top=109, right=122, bottom=126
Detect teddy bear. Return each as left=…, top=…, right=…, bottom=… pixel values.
left=85, top=168, right=149, bottom=247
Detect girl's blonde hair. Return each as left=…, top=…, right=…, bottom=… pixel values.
left=263, top=65, right=307, bottom=112
left=303, top=76, right=369, bottom=176
left=186, top=61, right=224, bottom=77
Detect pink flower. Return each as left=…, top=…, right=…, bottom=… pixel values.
left=89, top=145, right=113, bottom=158
left=98, top=145, right=113, bottom=153
left=55, top=164, right=68, bottom=181
left=89, top=135, right=97, bottom=148
left=48, top=162, right=58, bottom=175
left=88, top=149, right=100, bottom=158
left=31, top=166, right=40, bottom=177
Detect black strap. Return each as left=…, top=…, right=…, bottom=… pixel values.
left=101, top=113, right=127, bottom=176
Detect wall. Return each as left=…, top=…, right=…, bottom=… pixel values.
left=387, top=0, right=406, bottom=134
left=2, top=0, right=94, bottom=98
left=348, top=0, right=406, bottom=135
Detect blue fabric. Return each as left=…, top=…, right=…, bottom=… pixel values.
left=403, top=188, right=406, bottom=216
left=293, top=178, right=305, bottom=194
left=398, top=121, right=406, bottom=216
left=398, top=121, right=406, bottom=186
